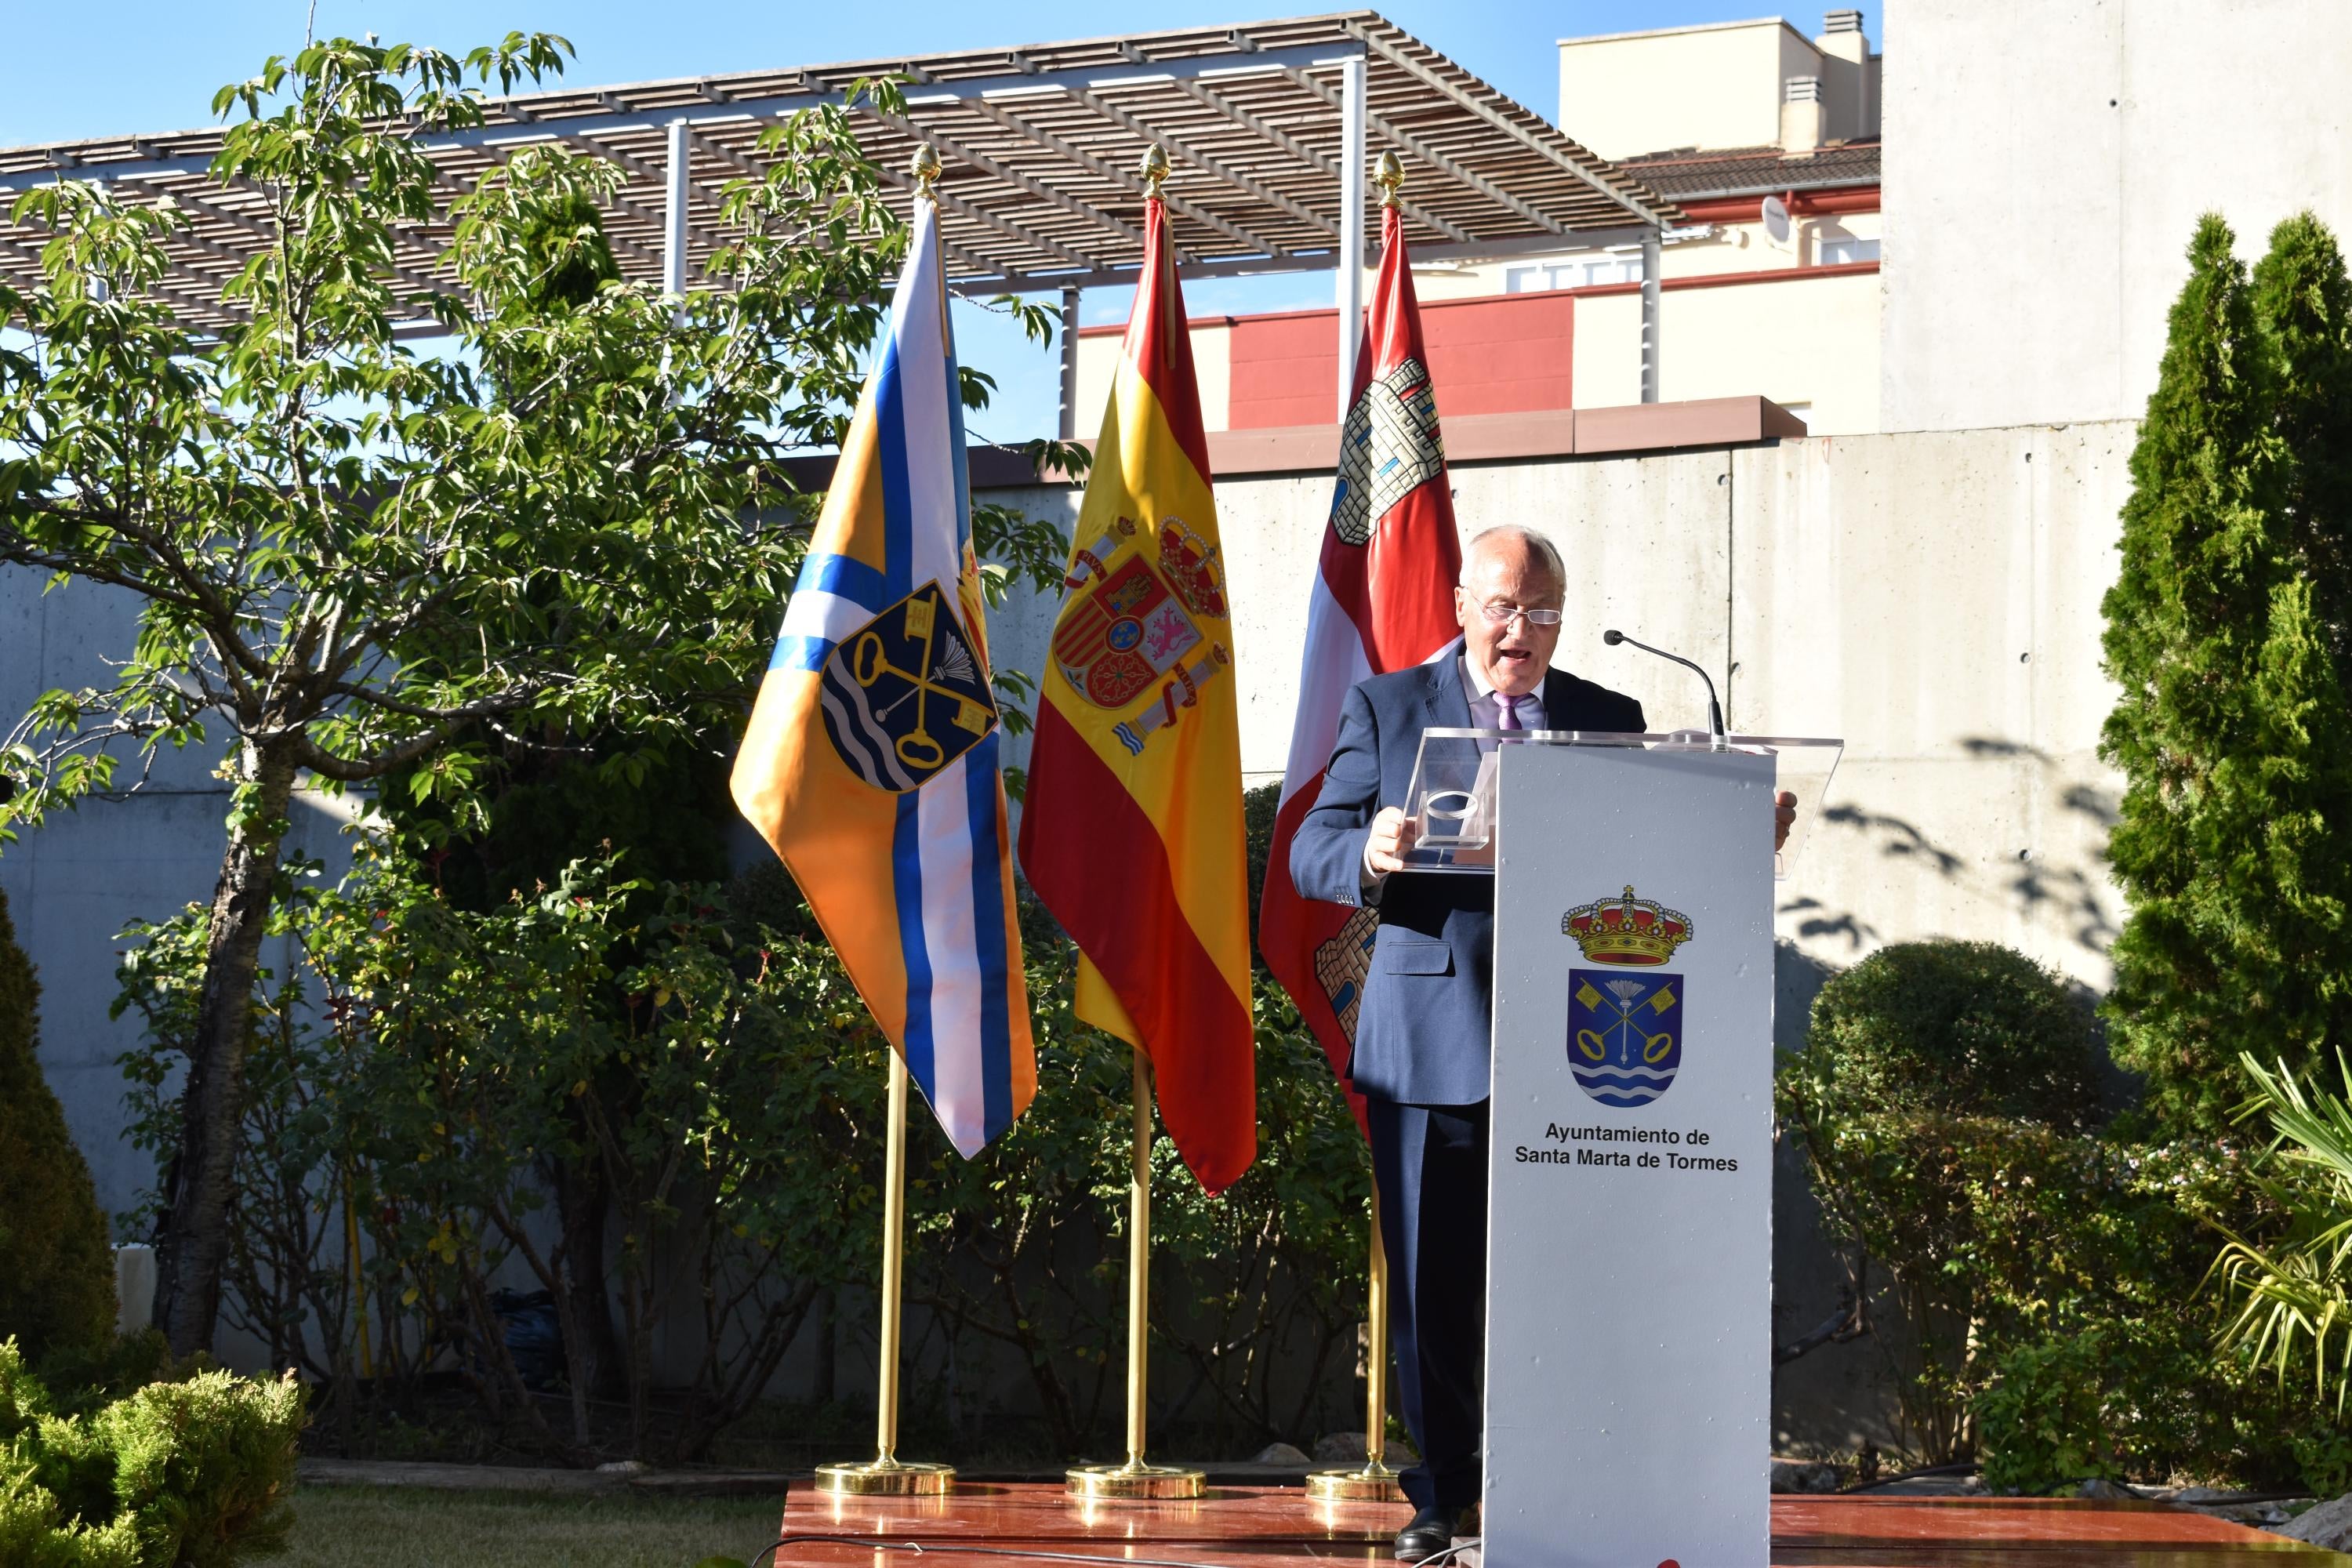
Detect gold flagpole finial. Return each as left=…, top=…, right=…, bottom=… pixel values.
left=1138, top=143, right=1171, bottom=201
left=910, top=143, right=942, bottom=198
left=1374, top=151, right=1405, bottom=209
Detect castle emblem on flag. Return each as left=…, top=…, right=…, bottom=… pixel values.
left=1053, top=514, right=1233, bottom=755
left=1563, top=887, right=1692, bottom=1108
left=1312, top=905, right=1381, bottom=1044
left=1330, top=355, right=1445, bottom=546
left=818, top=579, right=997, bottom=792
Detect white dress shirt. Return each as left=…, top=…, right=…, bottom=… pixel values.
left=1461, top=652, right=1547, bottom=735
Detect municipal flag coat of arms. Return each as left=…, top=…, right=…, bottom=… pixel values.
left=1563, top=886, right=1693, bottom=1109
left=820, top=579, right=996, bottom=790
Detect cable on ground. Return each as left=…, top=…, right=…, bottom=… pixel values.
left=1837, top=1461, right=1978, bottom=1494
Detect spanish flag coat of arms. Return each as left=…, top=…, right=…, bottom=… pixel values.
left=1018, top=193, right=1256, bottom=1193
left=731, top=194, right=1036, bottom=1156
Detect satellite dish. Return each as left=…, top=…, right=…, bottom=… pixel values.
left=1760, top=194, right=1792, bottom=245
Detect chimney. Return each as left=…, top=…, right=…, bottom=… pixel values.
left=1780, top=75, right=1824, bottom=157
left=1813, top=10, right=1878, bottom=140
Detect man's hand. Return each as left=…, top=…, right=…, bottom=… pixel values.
left=1367, top=806, right=1418, bottom=875
left=1774, top=790, right=1798, bottom=852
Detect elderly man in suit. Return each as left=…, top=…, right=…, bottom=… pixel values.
left=1290, top=524, right=1791, bottom=1558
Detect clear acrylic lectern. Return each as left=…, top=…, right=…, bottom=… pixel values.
left=1402, top=727, right=1842, bottom=878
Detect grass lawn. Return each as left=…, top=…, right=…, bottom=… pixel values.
left=285, top=1486, right=787, bottom=1568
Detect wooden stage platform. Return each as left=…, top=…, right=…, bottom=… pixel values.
left=772, top=1482, right=2339, bottom=1567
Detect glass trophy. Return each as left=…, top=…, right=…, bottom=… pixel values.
left=1399, top=728, right=1842, bottom=880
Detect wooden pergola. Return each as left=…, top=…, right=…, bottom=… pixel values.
left=0, top=11, right=1684, bottom=421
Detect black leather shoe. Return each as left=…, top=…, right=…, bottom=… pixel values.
left=1393, top=1504, right=1464, bottom=1562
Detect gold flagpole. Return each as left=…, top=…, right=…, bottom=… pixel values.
left=1308, top=1200, right=1405, bottom=1501
left=816, top=187, right=960, bottom=1486
left=1309, top=148, right=1412, bottom=1510
left=1066, top=1045, right=1204, bottom=1500
left=1062, top=143, right=1204, bottom=1505
left=816, top=1047, right=955, bottom=1495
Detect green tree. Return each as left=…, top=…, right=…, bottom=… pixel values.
left=0, top=889, right=117, bottom=1363
left=0, top=37, right=909, bottom=1355
left=2100, top=212, right=2352, bottom=1134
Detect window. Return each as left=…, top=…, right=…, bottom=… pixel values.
left=1820, top=237, right=1881, bottom=267
left=1504, top=255, right=1645, bottom=292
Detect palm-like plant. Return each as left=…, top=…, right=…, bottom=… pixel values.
left=2216, top=1052, right=2352, bottom=1407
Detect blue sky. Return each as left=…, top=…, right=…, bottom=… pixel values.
left=2, top=0, right=1878, bottom=443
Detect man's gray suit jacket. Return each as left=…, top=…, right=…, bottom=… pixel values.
left=1287, top=644, right=1645, bottom=1105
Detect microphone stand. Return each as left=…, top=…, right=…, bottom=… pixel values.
left=1602, top=629, right=1727, bottom=751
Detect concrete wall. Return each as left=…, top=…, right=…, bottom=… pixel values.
left=0, top=569, right=360, bottom=1232
left=1881, top=0, right=2352, bottom=432
left=982, top=415, right=2135, bottom=996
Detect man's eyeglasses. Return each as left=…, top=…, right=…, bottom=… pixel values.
left=1474, top=601, right=1564, bottom=627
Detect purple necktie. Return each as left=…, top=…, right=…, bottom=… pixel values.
left=1497, top=694, right=1525, bottom=731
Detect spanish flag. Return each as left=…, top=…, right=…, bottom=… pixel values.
left=731, top=193, right=1036, bottom=1156
left=1018, top=189, right=1255, bottom=1193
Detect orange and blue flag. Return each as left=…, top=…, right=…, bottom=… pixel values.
left=731, top=194, right=1035, bottom=1156
left=1018, top=191, right=1255, bottom=1193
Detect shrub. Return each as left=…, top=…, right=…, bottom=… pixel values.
left=1797, top=940, right=2101, bottom=1127
left=0, top=888, right=116, bottom=1363
left=0, top=1339, right=301, bottom=1567
left=1781, top=942, right=2108, bottom=1462
left=114, top=823, right=1371, bottom=1463
left=92, top=1371, right=305, bottom=1566
left=1794, top=1079, right=2325, bottom=1487
left=1974, top=1310, right=2333, bottom=1495
left=1973, top=1329, right=2132, bottom=1494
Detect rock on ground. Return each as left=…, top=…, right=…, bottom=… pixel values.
left=1770, top=1459, right=1841, bottom=1494
left=2275, top=1493, right=2352, bottom=1551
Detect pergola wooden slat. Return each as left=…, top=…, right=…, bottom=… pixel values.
left=0, top=11, right=1684, bottom=420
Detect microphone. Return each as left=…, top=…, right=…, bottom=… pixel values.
left=1602, top=629, right=1726, bottom=750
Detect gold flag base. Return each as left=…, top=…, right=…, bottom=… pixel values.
left=1064, top=1461, right=1206, bottom=1501
left=1058, top=1047, right=1207, bottom=1507
left=814, top=1458, right=956, bottom=1497
left=1304, top=1462, right=1406, bottom=1503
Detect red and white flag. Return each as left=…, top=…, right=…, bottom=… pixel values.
left=1258, top=201, right=1462, bottom=1125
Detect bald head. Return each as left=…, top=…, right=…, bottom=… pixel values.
left=1454, top=524, right=1567, bottom=699
left=1460, top=524, right=1565, bottom=593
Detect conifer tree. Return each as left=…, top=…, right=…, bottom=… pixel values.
left=0, top=888, right=117, bottom=1360
left=2101, top=212, right=2352, bottom=1134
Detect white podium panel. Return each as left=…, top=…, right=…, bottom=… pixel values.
left=1484, top=742, right=1776, bottom=1568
